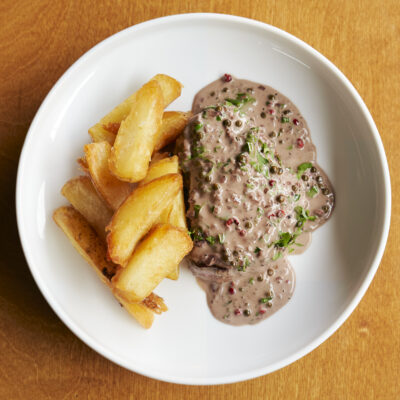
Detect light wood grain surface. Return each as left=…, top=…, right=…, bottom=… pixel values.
left=1, top=1, right=399, bottom=398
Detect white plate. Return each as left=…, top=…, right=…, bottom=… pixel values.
left=16, top=14, right=391, bottom=385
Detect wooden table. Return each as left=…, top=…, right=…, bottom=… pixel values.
left=1, top=1, right=399, bottom=398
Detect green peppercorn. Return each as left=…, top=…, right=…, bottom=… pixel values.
left=292, top=185, right=297, bottom=192
left=316, top=176, right=323, bottom=185
left=267, top=302, right=273, bottom=308
left=270, top=165, right=278, bottom=174
left=223, top=119, right=231, bottom=127
left=205, top=175, right=212, bottom=182
left=260, top=112, right=267, bottom=118
left=322, top=205, right=330, bottom=213
left=257, top=275, right=263, bottom=282
left=277, top=194, right=285, bottom=203
left=322, top=187, right=330, bottom=195
left=210, top=91, right=215, bottom=96
left=301, top=174, right=309, bottom=181
left=267, top=268, right=274, bottom=276
left=245, top=221, right=253, bottom=229
left=215, top=105, right=222, bottom=112
left=244, top=309, right=251, bottom=316
left=311, top=166, right=317, bottom=173
left=222, top=87, right=228, bottom=92
left=269, top=131, right=277, bottom=138
left=283, top=109, right=292, bottom=115
left=268, top=94, right=275, bottom=100
left=212, top=183, right=220, bottom=191
left=238, top=154, right=247, bottom=164
left=235, top=120, right=243, bottom=127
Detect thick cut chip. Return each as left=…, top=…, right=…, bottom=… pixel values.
left=154, top=111, right=192, bottom=152
left=89, top=126, right=116, bottom=144
left=151, top=74, right=182, bottom=106
left=61, top=176, right=113, bottom=239
left=106, top=173, right=182, bottom=265
left=139, top=155, right=187, bottom=229
left=138, top=156, right=188, bottom=280
left=53, top=206, right=118, bottom=285
left=88, top=74, right=182, bottom=146
left=77, top=157, right=89, bottom=172
left=138, top=156, right=179, bottom=186
left=91, top=111, right=191, bottom=151
left=53, top=206, right=166, bottom=329
left=84, top=141, right=133, bottom=210
left=112, top=224, right=193, bottom=302
left=108, top=80, right=164, bottom=182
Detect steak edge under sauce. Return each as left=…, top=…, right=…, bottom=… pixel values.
left=178, top=75, right=335, bottom=326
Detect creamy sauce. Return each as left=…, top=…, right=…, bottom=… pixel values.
left=178, top=75, right=334, bottom=325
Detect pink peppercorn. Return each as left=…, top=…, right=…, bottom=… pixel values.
left=293, top=118, right=300, bottom=126
left=224, top=73, right=232, bottom=82
left=296, top=138, right=304, bottom=148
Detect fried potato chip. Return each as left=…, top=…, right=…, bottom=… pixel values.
left=138, top=156, right=179, bottom=187
left=154, top=111, right=192, bottom=152
left=88, top=74, right=182, bottom=146
left=54, top=206, right=166, bottom=329
left=113, top=224, right=193, bottom=302
left=106, top=173, right=182, bottom=265
left=61, top=176, right=113, bottom=239
left=84, top=141, right=133, bottom=210
left=108, top=80, right=164, bottom=182
left=53, top=206, right=118, bottom=285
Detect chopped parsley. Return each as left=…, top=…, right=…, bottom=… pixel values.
left=272, top=231, right=301, bottom=248
left=218, top=233, right=225, bottom=244
left=272, top=252, right=283, bottom=261
left=194, top=123, right=203, bottom=131
left=294, top=206, right=317, bottom=224
left=206, top=236, right=216, bottom=245
left=260, top=296, right=273, bottom=303
left=294, top=194, right=300, bottom=202
left=296, top=162, right=313, bottom=179
left=225, top=93, right=255, bottom=108
left=307, top=185, right=319, bottom=198
left=194, top=204, right=202, bottom=218
left=254, top=247, right=261, bottom=254
left=281, top=116, right=290, bottom=123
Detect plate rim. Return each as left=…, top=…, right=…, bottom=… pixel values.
left=16, top=13, right=391, bottom=385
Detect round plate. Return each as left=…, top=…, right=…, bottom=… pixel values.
left=16, top=14, right=391, bottom=385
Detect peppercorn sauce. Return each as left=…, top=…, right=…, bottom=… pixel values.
left=178, top=76, right=335, bottom=325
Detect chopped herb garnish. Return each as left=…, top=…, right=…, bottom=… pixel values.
left=272, top=231, right=300, bottom=248
left=307, top=185, right=319, bottom=198
left=287, top=145, right=293, bottom=150
left=246, top=183, right=255, bottom=189
left=257, top=207, right=264, bottom=217
left=225, top=93, right=255, bottom=107
left=206, top=236, right=216, bottom=245
left=218, top=233, right=225, bottom=244
left=194, top=204, right=202, bottom=218
left=294, top=194, right=300, bottom=201
left=194, top=123, right=203, bottom=131
left=249, top=278, right=255, bottom=284
left=272, top=252, right=283, bottom=261
left=296, top=162, right=313, bottom=179
left=281, top=117, right=290, bottom=123
left=216, top=115, right=222, bottom=121
left=254, top=247, right=261, bottom=254
left=294, top=206, right=316, bottom=224
left=260, top=297, right=273, bottom=303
